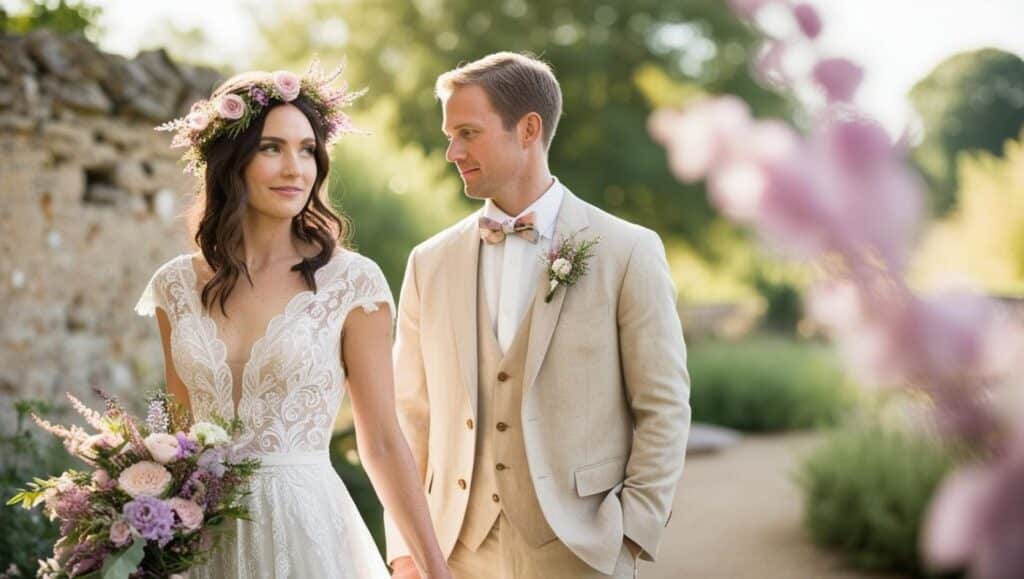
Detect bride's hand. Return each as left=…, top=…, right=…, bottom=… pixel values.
left=390, top=556, right=422, bottom=579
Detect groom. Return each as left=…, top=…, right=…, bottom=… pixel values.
left=386, top=52, right=690, bottom=578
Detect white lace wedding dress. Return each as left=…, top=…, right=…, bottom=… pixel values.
left=135, top=249, right=392, bottom=578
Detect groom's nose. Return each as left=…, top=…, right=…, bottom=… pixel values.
left=446, top=139, right=466, bottom=163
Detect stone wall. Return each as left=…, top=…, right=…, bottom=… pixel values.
left=0, top=30, right=222, bottom=424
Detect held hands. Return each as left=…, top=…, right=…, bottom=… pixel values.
left=391, top=556, right=453, bottom=579
left=390, top=557, right=420, bottom=579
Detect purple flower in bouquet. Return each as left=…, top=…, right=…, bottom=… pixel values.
left=145, top=397, right=170, bottom=433
left=179, top=469, right=210, bottom=506
left=176, top=431, right=200, bottom=459
left=197, top=447, right=227, bottom=478
left=123, top=496, right=175, bottom=547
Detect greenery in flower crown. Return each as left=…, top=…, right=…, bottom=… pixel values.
left=156, top=58, right=366, bottom=176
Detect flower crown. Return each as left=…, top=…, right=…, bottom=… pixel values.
left=156, top=58, right=366, bottom=176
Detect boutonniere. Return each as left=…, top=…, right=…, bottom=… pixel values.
left=542, top=231, right=600, bottom=303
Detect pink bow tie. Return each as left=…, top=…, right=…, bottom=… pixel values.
left=478, top=213, right=539, bottom=244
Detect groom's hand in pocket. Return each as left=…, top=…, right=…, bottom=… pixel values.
left=391, top=556, right=421, bottom=579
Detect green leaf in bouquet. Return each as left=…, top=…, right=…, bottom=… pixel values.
left=101, top=536, right=145, bottom=579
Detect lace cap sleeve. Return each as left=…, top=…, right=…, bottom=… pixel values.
left=134, top=256, right=184, bottom=317
left=340, top=253, right=396, bottom=323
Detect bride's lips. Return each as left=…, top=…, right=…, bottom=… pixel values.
left=270, top=186, right=304, bottom=198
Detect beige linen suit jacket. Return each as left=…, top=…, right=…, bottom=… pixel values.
left=384, top=190, right=690, bottom=574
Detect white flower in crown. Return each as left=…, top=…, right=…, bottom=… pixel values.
left=541, top=231, right=600, bottom=303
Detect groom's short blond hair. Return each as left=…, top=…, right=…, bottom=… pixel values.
left=436, top=52, right=563, bottom=150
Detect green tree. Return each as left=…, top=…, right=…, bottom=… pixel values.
left=912, top=130, right=1024, bottom=295
left=910, top=48, right=1024, bottom=214
left=0, top=0, right=101, bottom=37
left=254, top=0, right=793, bottom=250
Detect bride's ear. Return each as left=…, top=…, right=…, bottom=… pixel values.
left=519, top=112, right=544, bottom=148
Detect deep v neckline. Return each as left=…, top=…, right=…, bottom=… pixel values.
left=184, top=250, right=343, bottom=416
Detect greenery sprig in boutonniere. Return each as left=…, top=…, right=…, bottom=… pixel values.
left=542, top=231, right=600, bottom=303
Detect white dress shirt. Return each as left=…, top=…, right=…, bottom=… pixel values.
left=480, top=178, right=565, bottom=353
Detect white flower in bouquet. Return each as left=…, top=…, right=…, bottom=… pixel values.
left=144, top=432, right=181, bottom=464
left=189, top=422, right=230, bottom=446
left=117, top=461, right=172, bottom=498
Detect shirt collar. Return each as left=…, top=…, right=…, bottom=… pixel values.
left=483, top=177, right=564, bottom=240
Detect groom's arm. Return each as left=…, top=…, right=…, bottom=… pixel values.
left=384, top=248, right=432, bottom=566
left=617, top=228, right=691, bottom=562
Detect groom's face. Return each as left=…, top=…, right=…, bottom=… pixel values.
left=442, top=85, right=524, bottom=200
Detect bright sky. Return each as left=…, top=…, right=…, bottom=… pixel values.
left=5, top=0, right=1023, bottom=134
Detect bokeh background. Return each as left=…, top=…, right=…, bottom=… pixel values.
left=1, top=0, right=1022, bottom=577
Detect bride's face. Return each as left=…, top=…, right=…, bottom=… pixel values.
left=243, top=104, right=318, bottom=221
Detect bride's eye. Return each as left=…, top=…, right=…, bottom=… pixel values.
left=259, top=143, right=280, bottom=153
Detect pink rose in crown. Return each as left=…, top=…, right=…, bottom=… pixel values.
left=273, top=71, right=301, bottom=102
left=216, top=94, right=246, bottom=120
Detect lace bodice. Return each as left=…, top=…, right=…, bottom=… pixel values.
left=136, top=250, right=394, bottom=456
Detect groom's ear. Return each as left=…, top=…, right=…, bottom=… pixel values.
left=519, top=112, right=544, bottom=148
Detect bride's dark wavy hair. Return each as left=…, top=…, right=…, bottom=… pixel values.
left=193, top=72, right=350, bottom=316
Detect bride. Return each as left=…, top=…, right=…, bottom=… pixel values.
left=135, top=63, right=450, bottom=578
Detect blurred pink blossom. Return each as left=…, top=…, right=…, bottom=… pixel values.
left=659, top=4, right=1024, bottom=576
left=812, top=58, right=864, bottom=103
left=793, top=3, right=823, bottom=39
left=647, top=96, right=752, bottom=183
left=924, top=440, right=1024, bottom=578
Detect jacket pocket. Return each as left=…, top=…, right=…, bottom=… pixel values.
left=574, top=456, right=626, bottom=497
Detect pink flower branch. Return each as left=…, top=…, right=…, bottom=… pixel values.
left=650, top=1, right=1024, bottom=576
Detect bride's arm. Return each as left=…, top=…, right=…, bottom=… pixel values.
left=342, top=306, right=450, bottom=579
left=155, top=308, right=192, bottom=417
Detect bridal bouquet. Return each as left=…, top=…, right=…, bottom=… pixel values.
left=7, top=391, right=260, bottom=578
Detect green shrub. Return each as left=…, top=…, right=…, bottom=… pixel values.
left=687, top=336, right=852, bottom=431
left=797, top=423, right=962, bottom=578
left=1, top=400, right=76, bottom=576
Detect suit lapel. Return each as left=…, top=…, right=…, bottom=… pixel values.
left=522, top=191, right=590, bottom=397
left=448, top=214, right=482, bottom=418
